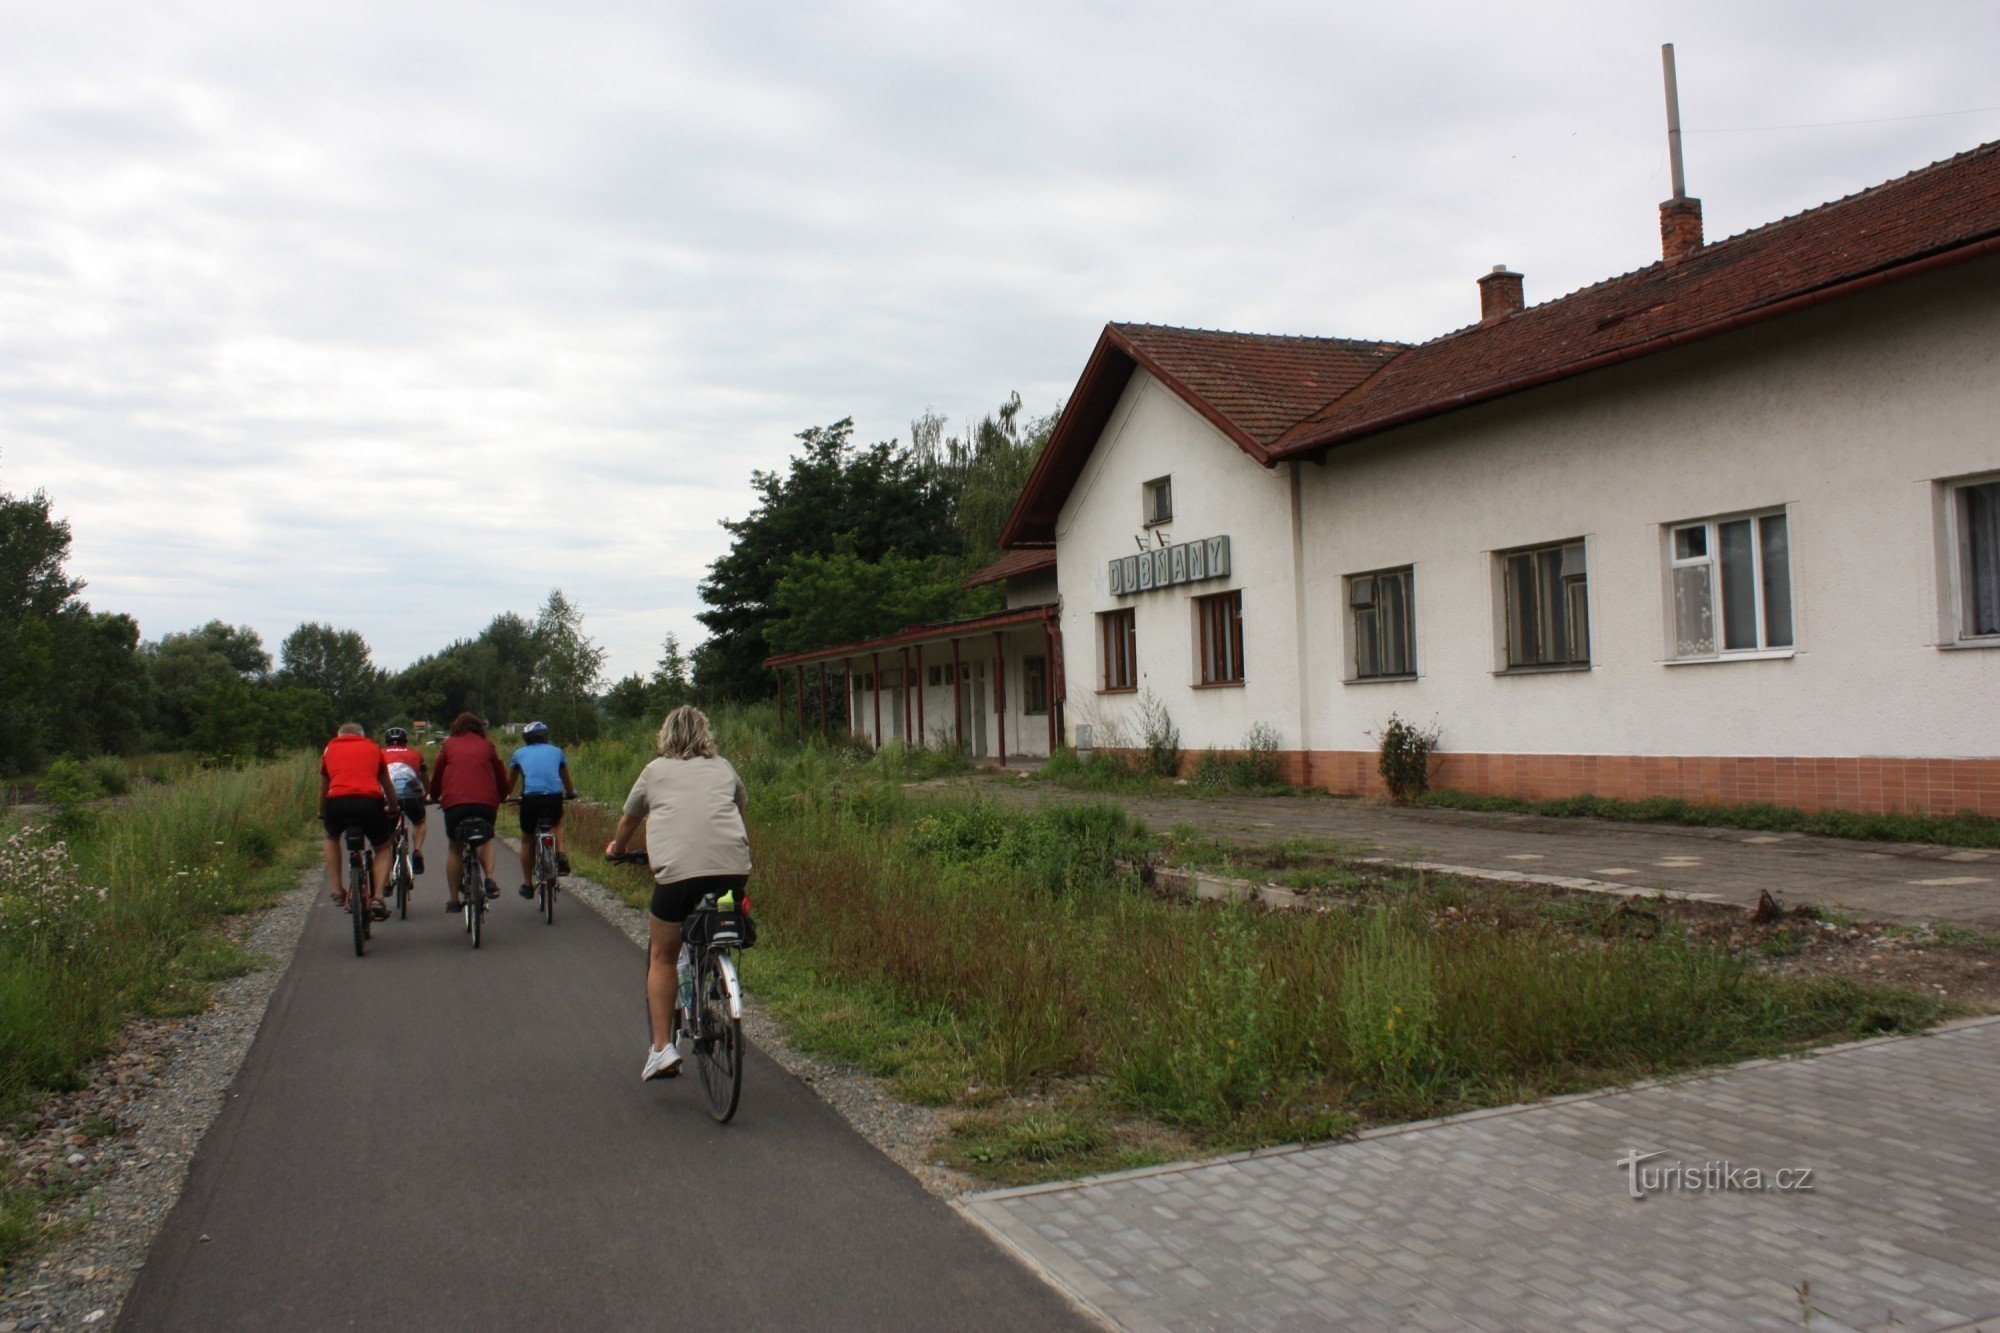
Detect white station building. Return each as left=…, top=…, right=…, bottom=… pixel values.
left=768, top=141, right=2000, bottom=817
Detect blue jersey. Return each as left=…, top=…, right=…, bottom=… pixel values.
left=510, top=741, right=568, bottom=796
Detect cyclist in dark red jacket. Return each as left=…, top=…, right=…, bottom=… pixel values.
left=429, top=712, right=509, bottom=912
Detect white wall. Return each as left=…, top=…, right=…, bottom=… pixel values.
left=1297, top=256, right=2000, bottom=760
left=1055, top=371, right=1304, bottom=755
left=844, top=629, right=1054, bottom=759
left=1049, top=256, right=2000, bottom=762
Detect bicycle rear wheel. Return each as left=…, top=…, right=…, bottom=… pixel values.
left=695, top=951, right=742, bottom=1123
left=350, top=859, right=367, bottom=958
left=469, top=865, right=484, bottom=949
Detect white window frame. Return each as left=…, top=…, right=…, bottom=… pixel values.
left=1663, top=507, right=1795, bottom=662
left=1939, top=472, right=2000, bottom=647
left=1142, top=475, right=1173, bottom=527
left=1345, top=566, right=1416, bottom=682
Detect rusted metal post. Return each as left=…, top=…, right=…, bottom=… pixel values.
left=951, top=638, right=963, bottom=751
left=900, top=646, right=912, bottom=743
left=914, top=643, right=925, bottom=747
left=993, top=631, right=1008, bottom=767
left=795, top=666, right=805, bottom=742
left=775, top=667, right=785, bottom=729
left=871, top=651, right=882, bottom=747
left=818, top=663, right=828, bottom=740
left=842, top=658, right=853, bottom=740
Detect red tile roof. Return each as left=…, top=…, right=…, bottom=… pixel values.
left=1000, top=139, right=2000, bottom=545
left=1113, top=325, right=1408, bottom=450
left=1273, top=139, right=2000, bottom=457
left=962, top=548, right=1057, bottom=589
left=998, top=325, right=1408, bottom=546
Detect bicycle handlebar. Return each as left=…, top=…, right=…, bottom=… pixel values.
left=604, top=851, right=650, bottom=867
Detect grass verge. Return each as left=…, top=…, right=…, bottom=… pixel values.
left=0, top=754, right=317, bottom=1267
left=1418, top=788, right=2000, bottom=848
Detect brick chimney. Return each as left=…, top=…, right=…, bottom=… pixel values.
left=1477, top=265, right=1524, bottom=321
left=1660, top=196, right=1704, bottom=262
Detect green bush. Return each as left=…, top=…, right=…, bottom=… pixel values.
left=1375, top=713, right=1440, bottom=804
left=1239, top=722, right=1283, bottom=789
left=1140, top=692, right=1181, bottom=778
left=37, top=759, right=101, bottom=808
left=1338, top=911, right=1440, bottom=1087
left=83, top=757, right=132, bottom=797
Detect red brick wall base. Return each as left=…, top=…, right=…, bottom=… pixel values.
left=1091, top=747, right=2000, bottom=817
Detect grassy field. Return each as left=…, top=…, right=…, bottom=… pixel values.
left=559, top=712, right=1948, bottom=1186
left=0, top=754, right=317, bottom=1262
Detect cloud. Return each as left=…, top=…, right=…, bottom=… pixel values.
left=2, top=0, right=1997, bottom=680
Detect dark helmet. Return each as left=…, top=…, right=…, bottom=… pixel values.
left=385, top=727, right=409, bottom=746
left=524, top=721, right=550, bottom=741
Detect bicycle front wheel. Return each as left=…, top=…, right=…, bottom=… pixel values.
left=695, top=951, right=742, bottom=1123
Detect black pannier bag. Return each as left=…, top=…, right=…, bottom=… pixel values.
left=686, top=906, right=757, bottom=949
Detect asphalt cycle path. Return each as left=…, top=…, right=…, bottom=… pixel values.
left=120, top=852, right=1088, bottom=1332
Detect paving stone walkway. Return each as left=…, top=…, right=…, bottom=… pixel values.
left=961, top=1017, right=2000, bottom=1331
left=936, top=779, right=2000, bottom=930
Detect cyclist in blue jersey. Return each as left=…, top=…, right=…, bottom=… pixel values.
left=508, top=721, right=580, bottom=899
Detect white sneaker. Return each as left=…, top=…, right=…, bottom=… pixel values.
left=641, top=1043, right=683, bottom=1082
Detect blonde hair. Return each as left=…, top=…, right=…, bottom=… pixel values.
left=657, top=705, right=717, bottom=760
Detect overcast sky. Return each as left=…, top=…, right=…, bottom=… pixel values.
left=4, top=0, right=1998, bottom=682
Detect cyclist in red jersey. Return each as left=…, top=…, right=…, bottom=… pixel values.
left=429, top=712, right=509, bottom=912
left=319, top=722, right=401, bottom=919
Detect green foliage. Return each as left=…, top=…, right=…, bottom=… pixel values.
left=1241, top=722, right=1283, bottom=788
left=278, top=622, right=386, bottom=725
left=1338, top=911, right=1440, bottom=1087
left=190, top=679, right=335, bottom=760
left=765, top=541, right=993, bottom=655
left=1139, top=691, right=1182, bottom=778
left=910, top=392, right=1057, bottom=564
left=1416, top=789, right=2000, bottom=848
left=1375, top=712, right=1440, bottom=804
left=0, top=487, right=156, bottom=767
left=528, top=588, right=607, bottom=742
left=696, top=418, right=961, bottom=702
left=391, top=611, right=539, bottom=727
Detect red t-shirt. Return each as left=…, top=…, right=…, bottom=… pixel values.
left=321, top=735, right=390, bottom=800
left=430, top=733, right=508, bottom=808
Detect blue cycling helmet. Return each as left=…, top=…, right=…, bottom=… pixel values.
left=524, top=721, right=549, bottom=740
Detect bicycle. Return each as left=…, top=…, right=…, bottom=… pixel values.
left=453, top=816, right=497, bottom=949
left=388, top=817, right=415, bottom=920
left=608, top=854, right=754, bottom=1122
left=531, top=817, right=559, bottom=925
left=341, top=828, right=374, bottom=958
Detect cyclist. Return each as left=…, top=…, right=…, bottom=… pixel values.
left=382, top=726, right=429, bottom=875
left=428, top=712, right=508, bottom=913
left=318, top=722, right=399, bottom=920
left=507, top=720, right=579, bottom=899
left=603, top=705, right=750, bottom=1082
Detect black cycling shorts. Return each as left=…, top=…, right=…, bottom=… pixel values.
left=517, top=793, right=565, bottom=837
left=650, top=874, right=748, bottom=926
left=444, top=803, right=499, bottom=844
left=323, top=796, right=393, bottom=846
left=399, top=795, right=427, bottom=825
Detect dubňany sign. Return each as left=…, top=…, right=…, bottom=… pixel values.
left=1109, top=536, right=1230, bottom=596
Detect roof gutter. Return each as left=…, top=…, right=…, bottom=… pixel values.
left=1272, top=231, right=2000, bottom=461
